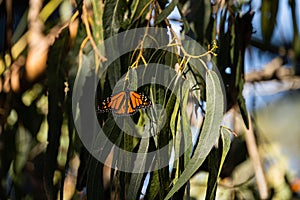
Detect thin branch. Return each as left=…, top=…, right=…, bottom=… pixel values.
left=245, top=57, right=283, bottom=82
left=244, top=113, right=269, bottom=199
left=244, top=56, right=300, bottom=95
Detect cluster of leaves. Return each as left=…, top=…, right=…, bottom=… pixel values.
left=0, top=0, right=265, bottom=199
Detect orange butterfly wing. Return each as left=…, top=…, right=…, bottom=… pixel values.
left=97, top=90, right=151, bottom=115
left=129, top=92, right=151, bottom=109
left=111, top=91, right=127, bottom=115
left=97, top=97, right=112, bottom=113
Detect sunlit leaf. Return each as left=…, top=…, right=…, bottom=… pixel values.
left=180, top=86, right=193, bottom=167
left=261, top=0, right=279, bottom=45
left=146, top=170, right=160, bottom=199
left=91, top=0, right=104, bottom=44
left=165, top=70, right=224, bottom=200
left=170, top=100, right=180, bottom=137
left=14, top=126, right=31, bottom=174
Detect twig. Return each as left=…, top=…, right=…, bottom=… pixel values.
left=243, top=56, right=300, bottom=96
left=244, top=113, right=268, bottom=199
left=245, top=57, right=288, bottom=82
left=155, top=1, right=217, bottom=65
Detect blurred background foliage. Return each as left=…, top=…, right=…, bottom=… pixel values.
left=0, top=0, right=300, bottom=199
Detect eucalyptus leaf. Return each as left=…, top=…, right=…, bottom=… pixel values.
left=180, top=87, right=192, bottom=167
left=130, top=0, right=152, bottom=24
left=91, top=0, right=104, bottom=44
left=14, top=126, right=31, bottom=174
left=103, top=0, right=126, bottom=88
left=238, top=92, right=249, bottom=129
left=261, top=0, right=279, bottom=45
left=86, top=156, right=104, bottom=200
left=155, top=0, right=178, bottom=25
left=205, top=126, right=231, bottom=200
left=103, top=0, right=127, bottom=38
left=44, top=30, right=69, bottom=199
left=146, top=170, right=161, bottom=199
left=176, top=3, right=190, bottom=35
left=170, top=100, right=180, bottom=137
left=127, top=138, right=150, bottom=200
left=165, top=70, right=224, bottom=200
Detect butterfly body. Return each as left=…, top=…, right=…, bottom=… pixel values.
left=97, top=90, right=152, bottom=115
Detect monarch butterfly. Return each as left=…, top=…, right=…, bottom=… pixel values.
left=97, top=90, right=152, bottom=115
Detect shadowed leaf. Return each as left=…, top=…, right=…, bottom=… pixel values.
left=155, top=0, right=178, bottom=25
left=205, top=126, right=231, bottom=200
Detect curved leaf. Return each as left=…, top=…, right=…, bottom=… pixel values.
left=205, top=126, right=231, bottom=200
left=102, top=0, right=126, bottom=88
left=180, top=86, right=193, bottom=167
left=146, top=170, right=160, bottom=199
left=261, top=0, right=279, bottom=45
left=86, top=156, right=104, bottom=200
left=130, top=0, right=152, bottom=24
left=127, top=138, right=150, bottom=200
left=103, top=0, right=127, bottom=38
left=91, top=0, right=104, bottom=44
left=164, top=70, right=224, bottom=200
left=155, top=0, right=178, bottom=25
left=44, top=31, right=69, bottom=199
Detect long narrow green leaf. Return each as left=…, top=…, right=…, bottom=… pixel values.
left=170, top=100, right=180, bottom=137
left=180, top=87, right=192, bottom=167
left=206, top=146, right=219, bottom=200
left=219, top=128, right=231, bottom=176
left=14, top=126, right=31, bottom=174
left=205, top=126, right=231, bottom=200
left=156, top=79, right=178, bottom=197
left=103, top=0, right=126, bottom=37
left=164, top=70, right=224, bottom=200
left=130, top=0, right=152, bottom=24
left=103, top=0, right=126, bottom=88
left=261, top=0, right=279, bottom=45
left=87, top=156, right=104, bottom=200
left=155, top=0, right=178, bottom=25
left=91, top=0, right=104, bottom=44
left=94, top=115, right=121, bottom=158
left=217, top=9, right=232, bottom=74
left=238, top=91, right=249, bottom=129
left=146, top=170, right=160, bottom=199
left=44, top=30, right=69, bottom=199
left=88, top=116, right=123, bottom=199
left=176, top=3, right=190, bottom=34
left=127, top=138, right=150, bottom=200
